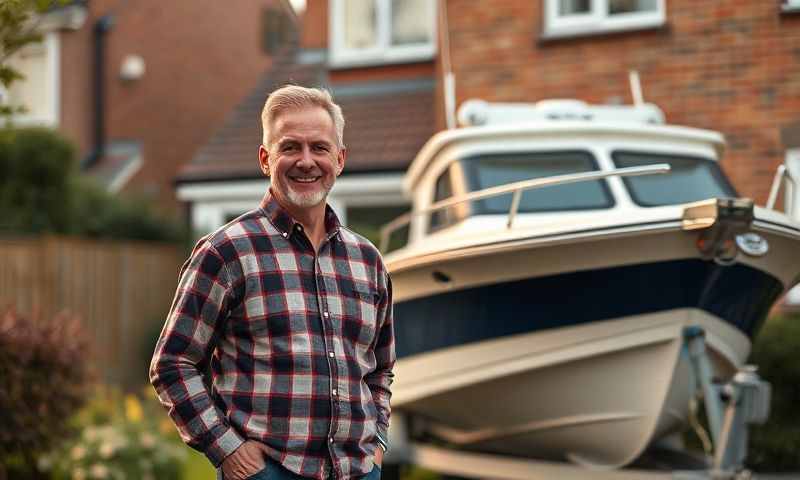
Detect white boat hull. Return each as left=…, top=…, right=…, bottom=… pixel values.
left=391, top=309, right=747, bottom=468
left=386, top=215, right=799, bottom=468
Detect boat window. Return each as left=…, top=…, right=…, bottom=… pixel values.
left=460, top=151, right=614, bottom=214
left=429, top=167, right=456, bottom=230
left=612, top=151, right=738, bottom=207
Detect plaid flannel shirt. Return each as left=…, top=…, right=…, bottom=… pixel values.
left=150, top=191, right=395, bottom=480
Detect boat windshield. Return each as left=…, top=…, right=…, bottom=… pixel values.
left=612, top=151, right=737, bottom=207
left=460, top=150, right=615, bottom=214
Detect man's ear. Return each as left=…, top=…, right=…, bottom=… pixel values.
left=336, top=148, right=347, bottom=176
left=258, top=145, right=270, bottom=177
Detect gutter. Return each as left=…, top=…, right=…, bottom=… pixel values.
left=82, top=14, right=114, bottom=170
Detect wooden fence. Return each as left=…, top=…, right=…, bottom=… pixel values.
left=0, top=235, right=183, bottom=388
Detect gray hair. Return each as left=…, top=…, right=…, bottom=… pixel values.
left=261, top=85, right=345, bottom=149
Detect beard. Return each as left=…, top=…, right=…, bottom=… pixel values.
left=283, top=180, right=332, bottom=208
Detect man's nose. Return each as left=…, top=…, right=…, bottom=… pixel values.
left=297, top=144, right=315, bottom=168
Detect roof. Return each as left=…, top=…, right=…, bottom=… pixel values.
left=177, top=50, right=436, bottom=184
left=86, top=141, right=143, bottom=193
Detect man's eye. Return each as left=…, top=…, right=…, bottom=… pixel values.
left=281, top=144, right=298, bottom=152
left=313, top=144, right=330, bottom=152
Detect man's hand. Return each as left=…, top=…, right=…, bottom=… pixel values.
left=374, top=446, right=384, bottom=468
left=221, top=440, right=269, bottom=480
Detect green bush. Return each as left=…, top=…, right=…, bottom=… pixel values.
left=0, top=308, right=91, bottom=478
left=746, top=313, right=800, bottom=471
left=0, top=127, right=185, bottom=242
left=68, top=180, right=185, bottom=242
left=0, top=127, right=75, bottom=234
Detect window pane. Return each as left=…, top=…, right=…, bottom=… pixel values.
left=344, top=0, right=378, bottom=50
left=609, top=0, right=657, bottom=15
left=348, top=206, right=410, bottom=251
left=612, top=152, right=737, bottom=207
left=559, top=0, right=591, bottom=15
left=391, top=0, right=433, bottom=46
left=461, top=151, right=614, bottom=214
left=7, top=43, right=51, bottom=119
left=430, top=168, right=454, bottom=230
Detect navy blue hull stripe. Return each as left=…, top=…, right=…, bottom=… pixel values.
left=393, top=259, right=783, bottom=359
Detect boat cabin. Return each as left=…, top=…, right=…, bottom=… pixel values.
left=381, top=100, right=739, bottom=253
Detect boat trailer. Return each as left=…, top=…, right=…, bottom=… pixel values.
left=386, top=326, right=771, bottom=480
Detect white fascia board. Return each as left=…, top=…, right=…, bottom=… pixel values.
left=332, top=172, right=405, bottom=193
left=177, top=180, right=267, bottom=202
left=177, top=172, right=408, bottom=206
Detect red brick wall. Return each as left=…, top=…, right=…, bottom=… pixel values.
left=301, top=0, right=328, bottom=49
left=59, top=0, right=284, bottom=213
left=438, top=0, right=800, bottom=203
left=59, top=23, right=93, bottom=158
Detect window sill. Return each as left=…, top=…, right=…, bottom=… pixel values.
left=539, top=21, right=668, bottom=45
left=0, top=115, right=58, bottom=128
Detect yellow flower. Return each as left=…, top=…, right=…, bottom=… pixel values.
left=124, top=395, right=143, bottom=423
left=159, top=418, right=174, bottom=435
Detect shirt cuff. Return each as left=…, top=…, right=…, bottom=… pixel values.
left=376, top=432, right=389, bottom=453
left=205, top=426, right=245, bottom=467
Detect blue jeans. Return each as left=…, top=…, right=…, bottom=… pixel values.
left=218, top=458, right=381, bottom=480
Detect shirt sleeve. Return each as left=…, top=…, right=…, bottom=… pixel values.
left=149, top=239, right=244, bottom=467
left=365, top=267, right=395, bottom=452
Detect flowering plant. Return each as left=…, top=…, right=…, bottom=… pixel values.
left=42, top=387, right=186, bottom=480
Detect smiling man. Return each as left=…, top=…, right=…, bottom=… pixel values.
left=150, top=85, right=395, bottom=480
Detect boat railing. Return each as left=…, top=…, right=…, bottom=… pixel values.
left=379, top=163, right=671, bottom=252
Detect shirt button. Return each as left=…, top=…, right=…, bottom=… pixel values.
left=332, top=389, right=338, bottom=396
left=281, top=232, right=288, bottom=238
left=323, top=311, right=330, bottom=318
left=296, top=224, right=303, bottom=231
left=328, top=351, right=335, bottom=358
left=329, top=437, right=334, bottom=443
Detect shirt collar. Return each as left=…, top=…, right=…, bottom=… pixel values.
left=260, top=189, right=342, bottom=242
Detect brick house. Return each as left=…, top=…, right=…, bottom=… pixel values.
left=176, top=0, right=437, bottom=240
left=177, top=0, right=800, bottom=229
left=4, top=0, right=294, bottom=213
left=176, top=0, right=800, bottom=306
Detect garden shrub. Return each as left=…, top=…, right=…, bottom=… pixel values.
left=0, top=308, right=91, bottom=478
left=0, top=126, right=185, bottom=242
left=0, top=127, right=75, bottom=234
left=746, top=313, right=800, bottom=471
left=42, top=387, right=186, bottom=480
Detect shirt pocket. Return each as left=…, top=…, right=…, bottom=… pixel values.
left=341, top=282, right=379, bottom=347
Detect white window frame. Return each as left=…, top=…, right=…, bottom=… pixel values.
left=783, top=0, right=800, bottom=12
left=1, top=31, right=60, bottom=127
left=543, top=0, right=666, bottom=39
left=329, top=0, right=436, bottom=68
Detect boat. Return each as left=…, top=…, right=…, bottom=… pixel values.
left=379, top=99, right=800, bottom=469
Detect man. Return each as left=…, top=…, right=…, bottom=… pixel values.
left=150, top=85, right=394, bottom=480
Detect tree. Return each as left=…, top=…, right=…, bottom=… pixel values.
left=0, top=0, right=66, bottom=118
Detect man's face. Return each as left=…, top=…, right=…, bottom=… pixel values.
left=259, top=106, right=345, bottom=212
